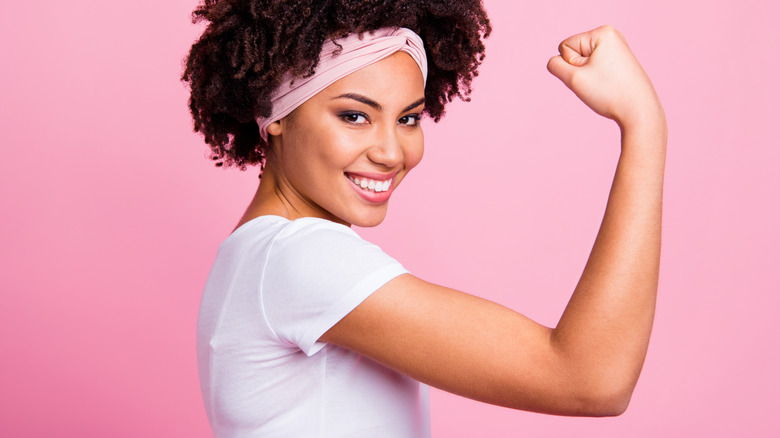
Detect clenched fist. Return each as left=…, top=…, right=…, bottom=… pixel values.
left=547, top=25, right=665, bottom=133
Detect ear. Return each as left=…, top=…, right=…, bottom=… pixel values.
left=266, top=120, right=283, bottom=137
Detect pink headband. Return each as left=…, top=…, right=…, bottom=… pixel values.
left=257, top=27, right=428, bottom=141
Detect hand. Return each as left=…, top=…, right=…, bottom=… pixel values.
left=547, top=25, right=664, bottom=131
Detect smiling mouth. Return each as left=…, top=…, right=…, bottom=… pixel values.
left=346, top=173, right=392, bottom=193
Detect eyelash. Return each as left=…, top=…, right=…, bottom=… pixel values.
left=340, top=112, right=369, bottom=124
left=398, top=114, right=421, bottom=126
left=338, top=112, right=421, bottom=127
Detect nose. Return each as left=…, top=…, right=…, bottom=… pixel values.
left=366, top=125, right=404, bottom=169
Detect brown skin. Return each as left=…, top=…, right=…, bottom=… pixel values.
left=238, top=25, right=666, bottom=417
left=236, top=53, right=426, bottom=229
left=321, top=26, right=666, bottom=416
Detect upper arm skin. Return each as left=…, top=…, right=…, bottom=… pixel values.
left=321, top=273, right=619, bottom=416
left=322, top=25, right=665, bottom=417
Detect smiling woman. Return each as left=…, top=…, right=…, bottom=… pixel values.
left=260, top=52, right=426, bottom=227
left=183, top=1, right=666, bottom=437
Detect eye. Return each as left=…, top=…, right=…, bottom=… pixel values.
left=340, top=112, right=369, bottom=124
left=398, top=114, right=421, bottom=126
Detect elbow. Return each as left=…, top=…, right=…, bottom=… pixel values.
left=511, top=378, right=635, bottom=417
left=555, top=354, right=641, bottom=416
left=502, top=377, right=635, bottom=417
left=584, top=392, right=632, bottom=417
left=574, top=383, right=634, bottom=417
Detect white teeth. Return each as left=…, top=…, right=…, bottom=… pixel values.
left=348, top=175, right=392, bottom=193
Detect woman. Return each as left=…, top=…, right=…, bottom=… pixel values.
left=183, top=0, right=667, bottom=436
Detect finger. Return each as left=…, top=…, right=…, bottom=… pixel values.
left=559, top=42, right=590, bottom=66
left=561, top=32, right=596, bottom=57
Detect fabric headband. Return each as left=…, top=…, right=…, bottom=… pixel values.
left=257, top=27, right=428, bottom=141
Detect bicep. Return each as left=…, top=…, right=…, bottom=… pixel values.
left=320, top=273, right=582, bottom=415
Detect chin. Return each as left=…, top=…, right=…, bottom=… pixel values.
left=344, top=208, right=389, bottom=228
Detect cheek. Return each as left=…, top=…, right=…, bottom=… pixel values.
left=404, top=133, right=425, bottom=170
left=316, top=131, right=363, bottom=169
left=285, top=123, right=343, bottom=174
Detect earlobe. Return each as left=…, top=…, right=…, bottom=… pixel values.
left=266, top=120, right=283, bottom=137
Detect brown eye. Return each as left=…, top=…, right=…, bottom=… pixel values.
left=398, top=114, right=420, bottom=126
left=340, top=112, right=369, bottom=124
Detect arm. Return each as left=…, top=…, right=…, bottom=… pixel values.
left=322, top=25, right=667, bottom=417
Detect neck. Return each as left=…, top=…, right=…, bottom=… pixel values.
left=233, top=165, right=286, bottom=230
left=235, top=162, right=346, bottom=231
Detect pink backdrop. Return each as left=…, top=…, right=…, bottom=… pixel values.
left=1, top=0, right=778, bottom=436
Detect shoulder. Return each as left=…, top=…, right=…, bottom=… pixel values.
left=275, top=217, right=359, bottom=242
left=265, top=217, right=402, bottom=281
left=219, top=215, right=357, bottom=253
left=260, top=218, right=407, bottom=354
left=267, top=217, right=384, bottom=261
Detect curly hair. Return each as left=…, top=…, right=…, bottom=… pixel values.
left=182, top=0, right=491, bottom=170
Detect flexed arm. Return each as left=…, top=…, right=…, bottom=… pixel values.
left=322, top=26, right=667, bottom=416
left=545, top=25, right=667, bottom=412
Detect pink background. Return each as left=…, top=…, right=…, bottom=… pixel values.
left=1, top=0, right=778, bottom=436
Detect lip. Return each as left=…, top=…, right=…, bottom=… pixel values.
left=344, top=171, right=397, bottom=204
left=345, top=170, right=398, bottom=181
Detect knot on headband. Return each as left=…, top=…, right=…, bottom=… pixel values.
left=257, top=27, right=428, bottom=141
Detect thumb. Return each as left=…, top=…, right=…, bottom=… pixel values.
left=547, top=33, right=595, bottom=87
left=546, top=55, right=576, bottom=87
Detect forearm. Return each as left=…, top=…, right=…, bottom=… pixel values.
left=551, top=113, right=667, bottom=409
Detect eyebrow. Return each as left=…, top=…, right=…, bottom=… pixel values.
left=333, top=93, right=426, bottom=113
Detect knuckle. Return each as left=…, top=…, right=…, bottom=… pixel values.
left=599, top=24, right=625, bottom=41
left=569, top=69, right=586, bottom=88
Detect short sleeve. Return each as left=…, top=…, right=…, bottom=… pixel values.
left=260, top=218, right=407, bottom=356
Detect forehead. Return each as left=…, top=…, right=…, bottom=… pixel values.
left=316, top=52, right=425, bottom=102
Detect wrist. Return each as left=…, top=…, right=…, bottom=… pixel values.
left=616, top=105, right=667, bottom=178
left=616, top=92, right=666, bottom=132
left=618, top=103, right=666, bottom=144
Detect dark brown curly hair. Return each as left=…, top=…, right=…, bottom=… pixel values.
left=182, top=0, right=491, bottom=170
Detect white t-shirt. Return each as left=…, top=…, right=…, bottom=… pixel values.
left=197, top=216, right=430, bottom=438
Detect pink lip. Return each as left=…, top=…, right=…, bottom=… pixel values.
left=345, top=170, right=398, bottom=181
left=344, top=171, right=397, bottom=204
